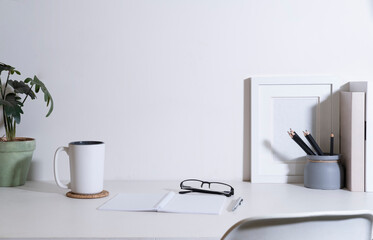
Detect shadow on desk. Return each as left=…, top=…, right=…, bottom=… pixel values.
left=17, top=181, right=66, bottom=195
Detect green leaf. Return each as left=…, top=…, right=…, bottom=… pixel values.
left=8, top=80, right=36, bottom=99
left=0, top=62, right=14, bottom=74
left=25, top=75, right=54, bottom=117
left=0, top=93, right=24, bottom=124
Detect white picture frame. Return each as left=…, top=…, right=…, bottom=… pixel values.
left=250, top=76, right=341, bottom=183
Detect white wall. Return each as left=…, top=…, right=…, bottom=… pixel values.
left=1, top=0, right=373, bottom=181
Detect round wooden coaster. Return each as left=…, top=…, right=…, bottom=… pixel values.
left=66, top=190, right=109, bottom=199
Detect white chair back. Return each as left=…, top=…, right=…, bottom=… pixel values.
left=222, top=210, right=373, bottom=240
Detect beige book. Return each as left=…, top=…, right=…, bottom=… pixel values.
left=340, top=91, right=365, bottom=191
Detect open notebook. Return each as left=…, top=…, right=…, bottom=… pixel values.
left=98, top=191, right=226, bottom=215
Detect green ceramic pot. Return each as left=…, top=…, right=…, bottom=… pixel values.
left=0, top=138, right=36, bottom=187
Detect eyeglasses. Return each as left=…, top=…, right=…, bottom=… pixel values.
left=179, top=179, right=234, bottom=197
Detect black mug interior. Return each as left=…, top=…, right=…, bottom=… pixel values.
left=70, top=141, right=104, bottom=145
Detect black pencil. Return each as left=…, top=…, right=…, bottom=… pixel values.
left=330, top=133, right=334, bottom=155
left=288, top=131, right=315, bottom=155
left=303, top=130, right=324, bottom=155
left=288, top=130, right=315, bottom=155
left=293, top=133, right=316, bottom=155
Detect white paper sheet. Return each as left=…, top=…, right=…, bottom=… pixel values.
left=98, top=191, right=226, bottom=215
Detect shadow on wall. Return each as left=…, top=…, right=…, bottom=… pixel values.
left=27, top=160, right=42, bottom=181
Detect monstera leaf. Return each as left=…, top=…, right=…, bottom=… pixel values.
left=0, top=63, right=20, bottom=75
left=0, top=63, right=13, bottom=74
left=24, top=75, right=53, bottom=117
left=8, top=80, right=36, bottom=99
left=0, top=93, right=24, bottom=124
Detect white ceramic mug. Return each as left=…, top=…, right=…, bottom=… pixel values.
left=54, top=141, right=105, bottom=194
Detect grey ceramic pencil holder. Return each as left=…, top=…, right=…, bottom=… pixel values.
left=304, top=154, right=344, bottom=190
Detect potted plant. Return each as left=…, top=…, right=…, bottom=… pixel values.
left=0, top=62, right=53, bottom=186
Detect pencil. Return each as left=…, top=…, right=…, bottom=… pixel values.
left=288, top=130, right=315, bottom=155
left=303, top=130, right=324, bottom=155
left=330, top=133, right=334, bottom=155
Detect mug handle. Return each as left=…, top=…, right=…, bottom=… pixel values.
left=53, top=146, right=70, bottom=189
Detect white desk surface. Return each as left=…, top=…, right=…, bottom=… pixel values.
left=1, top=181, right=373, bottom=239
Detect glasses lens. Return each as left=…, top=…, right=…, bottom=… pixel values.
left=182, top=180, right=204, bottom=189
left=209, top=182, right=231, bottom=192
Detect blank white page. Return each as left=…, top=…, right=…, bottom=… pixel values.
left=159, top=193, right=226, bottom=215
left=98, top=193, right=166, bottom=212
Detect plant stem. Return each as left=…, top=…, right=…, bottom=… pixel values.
left=0, top=75, right=2, bottom=97
left=12, top=120, right=16, bottom=140
left=5, top=116, right=16, bottom=141
left=3, top=115, right=16, bottom=141
left=4, top=115, right=9, bottom=140
left=2, top=71, right=10, bottom=140
left=22, top=84, right=34, bottom=105
left=2, top=71, right=10, bottom=99
left=3, top=112, right=6, bottom=138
